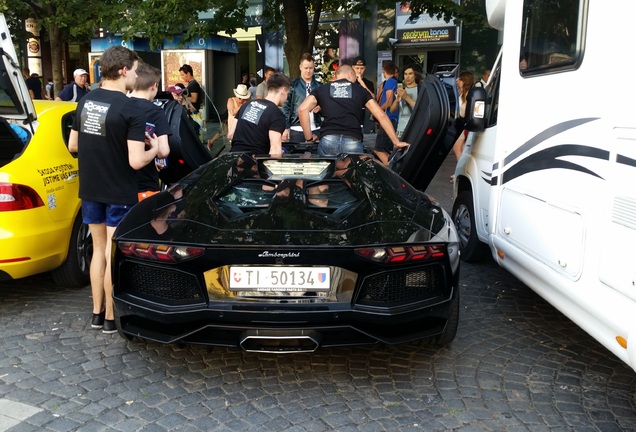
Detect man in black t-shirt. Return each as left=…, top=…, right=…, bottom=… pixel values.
left=352, top=56, right=375, bottom=133
left=352, top=56, right=375, bottom=98
left=228, top=73, right=291, bottom=155
left=298, top=65, right=409, bottom=157
left=67, top=46, right=159, bottom=334
left=22, top=68, right=43, bottom=99
left=129, top=63, right=171, bottom=200
left=179, top=64, right=203, bottom=113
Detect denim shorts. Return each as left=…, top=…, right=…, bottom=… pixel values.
left=318, top=134, right=364, bottom=156
left=81, top=200, right=133, bottom=227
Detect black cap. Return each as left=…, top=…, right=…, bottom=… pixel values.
left=353, top=56, right=366, bottom=66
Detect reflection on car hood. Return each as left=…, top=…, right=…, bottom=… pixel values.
left=116, top=153, right=450, bottom=246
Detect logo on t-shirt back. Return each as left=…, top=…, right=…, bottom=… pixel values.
left=80, top=100, right=110, bottom=137
left=241, top=101, right=267, bottom=125
left=330, top=82, right=352, bottom=98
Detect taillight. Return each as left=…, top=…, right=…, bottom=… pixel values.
left=355, top=245, right=445, bottom=263
left=0, top=183, right=45, bottom=211
left=118, top=242, right=204, bottom=262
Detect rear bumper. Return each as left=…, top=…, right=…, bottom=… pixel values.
left=0, top=214, right=72, bottom=280
left=114, top=294, right=456, bottom=350
left=114, top=249, right=460, bottom=350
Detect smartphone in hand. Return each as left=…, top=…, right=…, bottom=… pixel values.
left=146, top=122, right=166, bottom=168
left=145, top=122, right=156, bottom=137
left=155, top=157, right=167, bottom=168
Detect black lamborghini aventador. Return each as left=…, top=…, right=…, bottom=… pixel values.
left=112, top=73, right=462, bottom=352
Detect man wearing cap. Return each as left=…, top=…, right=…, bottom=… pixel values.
left=352, top=56, right=375, bottom=98
left=352, top=56, right=375, bottom=133
left=56, top=68, right=90, bottom=102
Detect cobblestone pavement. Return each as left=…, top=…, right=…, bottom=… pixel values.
left=1, top=154, right=636, bottom=431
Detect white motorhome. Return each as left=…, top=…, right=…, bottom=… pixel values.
left=453, top=0, right=636, bottom=371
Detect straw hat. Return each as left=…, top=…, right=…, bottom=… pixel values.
left=233, top=84, right=250, bottom=99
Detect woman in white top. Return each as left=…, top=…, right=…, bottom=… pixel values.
left=389, top=65, right=422, bottom=138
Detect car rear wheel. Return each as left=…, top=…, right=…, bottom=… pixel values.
left=51, top=215, right=91, bottom=287
left=452, top=190, right=487, bottom=262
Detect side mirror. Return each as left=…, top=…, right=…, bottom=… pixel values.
left=464, top=86, right=487, bottom=132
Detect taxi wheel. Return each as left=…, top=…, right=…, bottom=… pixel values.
left=51, top=215, right=91, bottom=287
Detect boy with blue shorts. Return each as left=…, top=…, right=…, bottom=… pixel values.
left=68, top=46, right=159, bottom=333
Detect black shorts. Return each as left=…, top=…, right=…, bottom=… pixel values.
left=375, top=118, right=398, bottom=153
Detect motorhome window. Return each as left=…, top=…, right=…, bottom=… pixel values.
left=520, top=0, right=586, bottom=75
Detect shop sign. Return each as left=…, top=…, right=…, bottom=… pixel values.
left=397, top=26, right=457, bottom=43
left=394, top=2, right=460, bottom=45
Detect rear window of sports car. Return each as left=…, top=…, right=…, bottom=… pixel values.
left=214, top=179, right=358, bottom=216
left=216, top=180, right=276, bottom=211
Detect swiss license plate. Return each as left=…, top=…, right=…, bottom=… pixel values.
left=229, top=266, right=330, bottom=291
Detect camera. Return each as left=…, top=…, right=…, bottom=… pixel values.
left=181, top=88, right=189, bottom=97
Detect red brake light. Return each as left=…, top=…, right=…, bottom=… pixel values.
left=118, top=242, right=204, bottom=262
left=386, top=247, right=407, bottom=263
left=355, top=245, right=446, bottom=263
left=0, top=183, right=44, bottom=211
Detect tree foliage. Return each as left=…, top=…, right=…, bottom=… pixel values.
left=2, top=0, right=492, bottom=82
left=2, top=0, right=124, bottom=42
left=458, top=0, right=499, bottom=73
left=2, top=0, right=129, bottom=93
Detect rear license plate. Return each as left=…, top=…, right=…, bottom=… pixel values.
left=229, top=266, right=330, bottom=291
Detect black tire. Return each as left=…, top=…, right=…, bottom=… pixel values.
left=51, top=215, right=92, bottom=287
left=434, top=291, right=460, bottom=346
left=452, top=190, right=487, bottom=263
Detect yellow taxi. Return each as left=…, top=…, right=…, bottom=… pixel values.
left=1, top=14, right=90, bottom=287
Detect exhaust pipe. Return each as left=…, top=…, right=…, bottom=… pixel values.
left=239, top=330, right=321, bottom=353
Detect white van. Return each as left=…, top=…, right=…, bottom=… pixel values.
left=453, top=0, right=636, bottom=371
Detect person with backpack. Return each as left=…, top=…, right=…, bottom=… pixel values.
left=45, top=77, right=54, bottom=100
